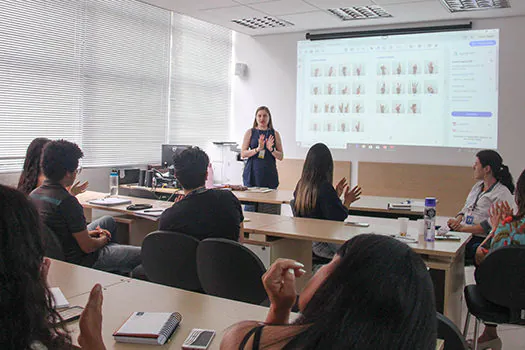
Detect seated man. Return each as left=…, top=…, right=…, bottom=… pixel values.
left=159, top=147, right=243, bottom=241
left=30, top=140, right=141, bottom=274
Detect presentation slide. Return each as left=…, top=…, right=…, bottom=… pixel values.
left=296, top=29, right=499, bottom=149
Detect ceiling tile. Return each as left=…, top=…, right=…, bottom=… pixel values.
left=250, top=0, right=319, bottom=15
left=303, top=0, right=374, bottom=8
left=279, top=10, right=342, bottom=27
left=199, top=5, right=267, bottom=20
left=372, top=0, right=430, bottom=4
left=234, top=0, right=279, bottom=4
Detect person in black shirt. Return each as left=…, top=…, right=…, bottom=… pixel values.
left=30, top=140, right=140, bottom=274
left=159, top=147, right=243, bottom=241
left=293, top=143, right=362, bottom=260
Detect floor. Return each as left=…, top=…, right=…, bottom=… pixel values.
left=463, top=266, right=525, bottom=349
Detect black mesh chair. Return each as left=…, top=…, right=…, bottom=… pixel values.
left=463, top=246, right=525, bottom=350
left=437, top=312, right=468, bottom=350
left=41, top=224, right=65, bottom=261
left=197, top=238, right=267, bottom=305
left=141, top=231, right=202, bottom=292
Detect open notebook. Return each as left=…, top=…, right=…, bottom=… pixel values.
left=113, top=312, right=182, bottom=345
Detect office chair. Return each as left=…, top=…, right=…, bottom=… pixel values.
left=197, top=238, right=267, bottom=305
left=141, top=231, right=202, bottom=292
left=437, top=312, right=468, bottom=349
left=463, top=246, right=525, bottom=350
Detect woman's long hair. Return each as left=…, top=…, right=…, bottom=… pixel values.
left=0, top=185, right=71, bottom=349
left=17, top=138, right=50, bottom=195
left=287, top=234, right=437, bottom=349
left=513, top=169, right=525, bottom=220
left=477, top=150, right=515, bottom=194
left=294, top=143, right=333, bottom=216
left=252, top=106, right=274, bottom=130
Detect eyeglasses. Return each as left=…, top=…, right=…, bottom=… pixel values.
left=76, top=164, right=82, bottom=175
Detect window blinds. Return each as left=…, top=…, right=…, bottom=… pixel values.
left=169, top=14, right=232, bottom=148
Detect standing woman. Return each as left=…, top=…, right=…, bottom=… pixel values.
left=241, top=106, right=283, bottom=190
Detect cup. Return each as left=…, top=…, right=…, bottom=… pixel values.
left=398, top=217, right=409, bottom=236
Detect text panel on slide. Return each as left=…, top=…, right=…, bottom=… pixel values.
left=296, top=29, right=499, bottom=149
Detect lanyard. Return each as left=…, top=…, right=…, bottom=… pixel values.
left=471, top=181, right=497, bottom=211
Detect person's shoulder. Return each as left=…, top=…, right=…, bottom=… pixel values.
left=221, top=321, right=262, bottom=349
left=210, top=189, right=240, bottom=203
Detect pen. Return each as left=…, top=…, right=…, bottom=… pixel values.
left=144, top=209, right=163, bottom=212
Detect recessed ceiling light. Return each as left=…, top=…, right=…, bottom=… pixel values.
left=327, top=6, right=392, bottom=21
left=231, top=16, right=294, bottom=30
left=440, top=0, right=510, bottom=12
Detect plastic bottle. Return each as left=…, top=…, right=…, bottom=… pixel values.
left=109, top=169, right=119, bottom=196
left=424, top=197, right=437, bottom=242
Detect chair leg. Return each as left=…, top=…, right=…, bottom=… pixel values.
left=473, top=317, right=480, bottom=350
left=463, top=311, right=471, bottom=336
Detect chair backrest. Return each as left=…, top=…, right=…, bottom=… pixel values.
left=197, top=238, right=267, bottom=305
left=437, top=312, right=468, bottom=350
left=476, top=246, right=525, bottom=309
left=141, top=231, right=202, bottom=292
left=41, top=224, right=65, bottom=260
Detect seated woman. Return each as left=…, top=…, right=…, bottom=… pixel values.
left=221, top=234, right=437, bottom=349
left=293, top=143, right=361, bottom=260
left=447, top=150, right=515, bottom=262
left=0, top=184, right=105, bottom=349
left=471, top=168, right=525, bottom=349
left=17, top=137, right=88, bottom=196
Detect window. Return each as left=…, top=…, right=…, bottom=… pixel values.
left=0, top=0, right=233, bottom=172
left=169, top=14, right=232, bottom=148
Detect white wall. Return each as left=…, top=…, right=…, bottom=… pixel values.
left=232, top=16, right=525, bottom=184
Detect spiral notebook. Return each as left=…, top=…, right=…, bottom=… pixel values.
left=113, top=312, right=182, bottom=345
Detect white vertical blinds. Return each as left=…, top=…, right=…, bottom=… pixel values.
left=0, top=0, right=232, bottom=172
left=0, top=0, right=83, bottom=171
left=169, top=14, right=232, bottom=148
left=81, top=0, right=171, bottom=167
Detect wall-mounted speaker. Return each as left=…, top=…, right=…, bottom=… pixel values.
left=235, top=63, right=248, bottom=77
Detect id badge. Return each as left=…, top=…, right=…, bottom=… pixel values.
left=465, top=210, right=474, bottom=225
left=258, top=149, right=265, bottom=159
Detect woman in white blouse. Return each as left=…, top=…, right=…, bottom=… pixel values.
left=447, top=150, right=515, bottom=262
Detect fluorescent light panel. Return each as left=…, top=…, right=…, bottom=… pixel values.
left=231, top=16, right=294, bottom=29
left=328, top=6, right=392, bottom=21
left=440, top=0, right=510, bottom=12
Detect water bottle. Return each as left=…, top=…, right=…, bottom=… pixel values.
left=109, top=169, right=119, bottom=196
left=424, top=197, right=437, bottom=242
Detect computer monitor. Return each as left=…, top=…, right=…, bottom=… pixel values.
left=161, top=144, right=191, bottom=168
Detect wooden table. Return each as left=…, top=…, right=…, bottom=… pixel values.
left=64, top=278, right=272, bottom=349
left=48, top=259, right=129, bottom=298
left=349, top=195, right=425, bottom=220
left=245, top=214, right=470, bottom=327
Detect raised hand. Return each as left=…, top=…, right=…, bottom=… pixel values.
left=335, top=178, right=348, bottom=197
left=412, top=82, right=418, bottom=94
left=380, top=82, right=386, bottom=94
left=395, top=104, right=401, bottom=113
left=328, top=84, right=333, bottom=95
left=78, top=284, right=106, bottom=350
left=412, top=64, right=418, bottom=75
left=396, top=83, right=401, bottom=94
left=338, top=103, right=344, bottom=113
left=355, top=104, right=361, bottom=113
left=262, top=259, right=305, bottom=312
left=342, top=86, right=349, bottom=95
left=68, top=180, right=89, bottom=196
left=344, top=185, right=362, bottom=207
left=344, top=104, right=349, bottom=113
left=356, top=66, right=362, bottom=76
left=380, top=64, right=386, bottom=75
left=257, top=134, right=265, bottom=151
left=396, top=63, right=402, bottom=75
left=266, top=135, right=275, bottom=151
left=428, top=61, right=434, bottom=74
left=356, top=85, right=361, bottom=95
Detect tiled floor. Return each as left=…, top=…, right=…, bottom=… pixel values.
left=462, top=266, right=525, bottom=349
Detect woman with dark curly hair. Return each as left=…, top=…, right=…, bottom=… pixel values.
left=0, top=184, right=105, bottom=349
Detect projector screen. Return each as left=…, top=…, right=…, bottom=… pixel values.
left=296, top=29, right=499, bottom=150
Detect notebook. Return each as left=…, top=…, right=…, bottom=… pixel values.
left=89, top=197, right=132, bottom=206
left=50, top=287, right=70, bottom=309
left=113, top=312, right=182, bottom=345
